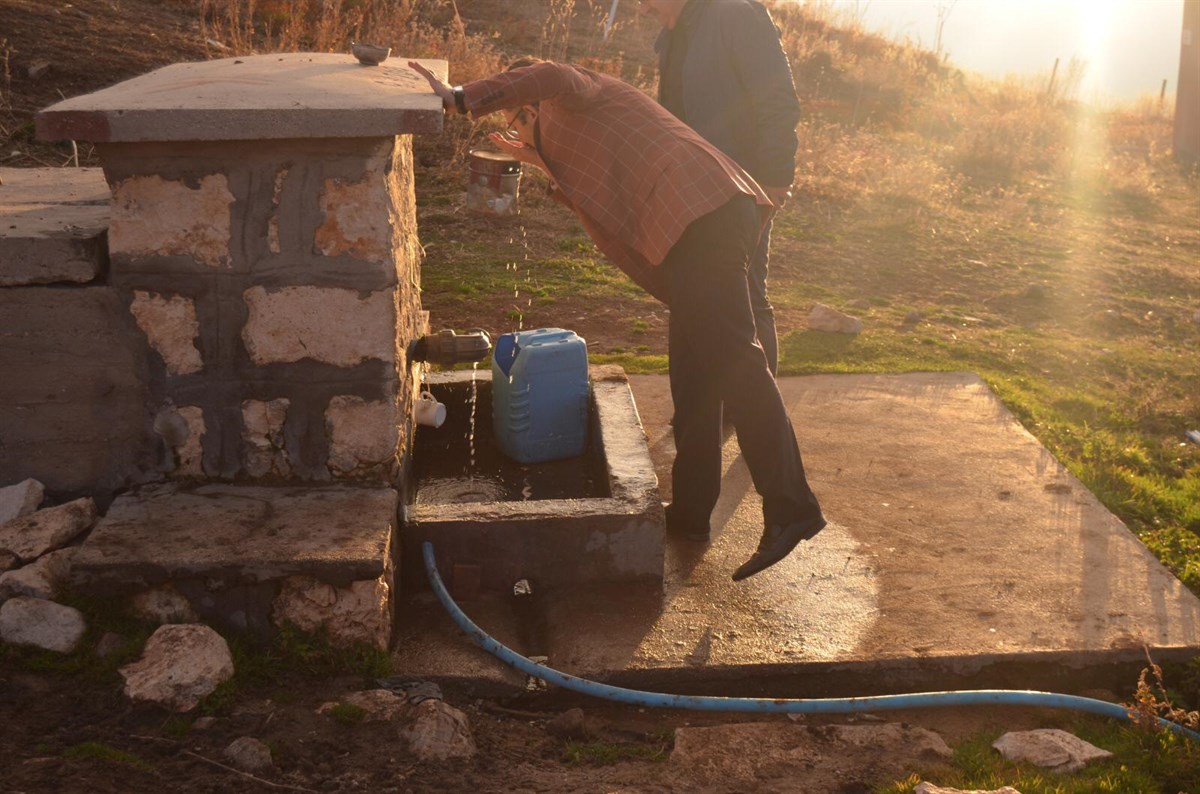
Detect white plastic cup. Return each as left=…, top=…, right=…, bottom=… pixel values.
left=415, top=391, right=447, bottom=428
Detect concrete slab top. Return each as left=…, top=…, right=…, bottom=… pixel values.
left=0, top=167, right=110, bottom=286
left=396, top=372, right=1200, bottom=696
left=72, top=484, right=398, bottom=590
left=37, top=55, right=447, bottom=143
left=0, top=167, right=110, bottom=207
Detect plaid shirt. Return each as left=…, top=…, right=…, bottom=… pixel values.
left=463, top=62, right=770, bottom=303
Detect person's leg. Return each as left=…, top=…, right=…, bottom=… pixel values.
left=747, top=217, right=778, bottom=377
left=665, top=197, right=822, bottom=558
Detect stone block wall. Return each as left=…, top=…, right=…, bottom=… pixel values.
left=95, top=136, right=425, bottom=484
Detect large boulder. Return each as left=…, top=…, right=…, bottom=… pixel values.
left=0, top=596, right=86, bottom=652
left=119, top=624, right=234, bottom=712
left=0, top=479, right=44, bottom=526
left=0, top=547, right=74, bottom=601
left=0, top=498, right=96, bottom=562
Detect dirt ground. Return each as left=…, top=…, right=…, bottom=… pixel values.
left=2, top=657, right=1075, bottom=793
left=1, top=1, right=1193, bottom=791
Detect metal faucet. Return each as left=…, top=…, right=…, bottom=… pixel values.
left=408, top=328, right=492, bottom=366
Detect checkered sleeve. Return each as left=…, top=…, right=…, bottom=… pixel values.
left=463, top=63, right=597, bottom=116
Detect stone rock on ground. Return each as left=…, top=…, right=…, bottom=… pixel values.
left=272, top=574, right=390, bottom=650
left=546, top=707, right=588, bottom=740
left=400, top=699, right=477, bottom=760
left=0, top=479, right=44, bottom=526
left=0, top=498, right=96, bottom=562
left=224, top=737, right=274, bottom=774
left=808, top=302, right=864, bottom=334
left=0, top=547, right=74, bottom=601
left=0, top=551, right=19, bottom=573
left=94, top=631, right=126, bottom=658
left=915, top=784, right=1022, bottom=794
left=318, top=689, right=410, bottom=722
left=671, top=721, right=951, bottom=791
left=119, top=624, right=234, bottom=712
left=131, top=584, right=199, bottom=624
left=992, top=729, right=1112, bottom=773
left=0, top=596, right=86, bottom=652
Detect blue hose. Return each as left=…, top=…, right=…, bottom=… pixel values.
left=422, top=542, right=1200, bottom=741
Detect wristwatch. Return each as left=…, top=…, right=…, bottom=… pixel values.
left=452, top=86, right=468, bottom=115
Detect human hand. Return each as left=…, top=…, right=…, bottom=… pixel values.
left=764, top=185, right=792, bottom=209
left=487, top=131, right=543, bottom=169
left=408, top=60, right=455, bottom=112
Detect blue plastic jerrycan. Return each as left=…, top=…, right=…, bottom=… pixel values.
left=491, top=328, right=589, bottom=464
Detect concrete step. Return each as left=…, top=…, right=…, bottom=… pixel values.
left=0, top=166, right=110, bottom=286
left=72, top=483, right=398, bottom=646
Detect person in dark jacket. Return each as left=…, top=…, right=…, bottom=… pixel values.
left=410, top=58, right=825, bottom=581
left=641, top=0, right=802, bottom=376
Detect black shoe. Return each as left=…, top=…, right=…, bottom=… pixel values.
left=664, top=502, right=710, bottom=543
left=731, top=515, right=826, bottom=581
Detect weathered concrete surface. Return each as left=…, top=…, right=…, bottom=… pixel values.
left=37, top=55, right=446, bottom=143
left=72, top=484, right=398, bottom=643
left=0, top=287, right=157, bottom=496
left=0, top=167, right=109, bottom=286
left=396, top=373, right=1200, bottom=696
left=404, top=367, right=664, bottom=593
left=72, top=484, right=397, bottom=590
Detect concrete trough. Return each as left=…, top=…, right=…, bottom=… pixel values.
left=404, top=365, right=664, bottom=595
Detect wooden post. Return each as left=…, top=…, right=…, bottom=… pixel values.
left=1175, top=0, right=1200, bottom=164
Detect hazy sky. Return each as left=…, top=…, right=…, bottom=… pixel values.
left=819, top=0, right=1187, bottom=102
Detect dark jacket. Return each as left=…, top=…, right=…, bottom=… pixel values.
left=656, top=0, right=802, bottom=188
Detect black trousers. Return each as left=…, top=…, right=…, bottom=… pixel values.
left=664, top=195, right=822, bottom=531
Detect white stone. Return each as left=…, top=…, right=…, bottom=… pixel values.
left=223, top=737, right=274, bottom=774
left=0, top=596, right=87, bottom=652
left=316, top=175, right=395, bottom=262
left=175, top=406, right=206, bottom=478
left=808, top=302, right=863, bottom=334
left=325, top=396, right=398, bottom=475
left=120, top=624, right=235, bottom=712
left=0, top=548, right=74, bottom=601
left=241, top=286, right=396, bottom=367
left=992, top=729, right=1112, bottom=773
left=400, top=700, right=476, bottom=760
left=109, top=174, right=233, bottom=268
left=915, top=784, right=1023, bottom=794
left=0, top=479, right=44, bottom=526
left=241, top=398, right=290, bottom=478
left=0, top=498, right=96, bottom=562
left=272, top=574, right=390, bottom=650
left=129, top=291, right=203, bottom=375
left=318, top=689, right=409, bottom=722
left=131, top=584, right=199, bottom=624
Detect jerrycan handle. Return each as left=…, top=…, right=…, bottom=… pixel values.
left=493, top=333, right=520, bottom=377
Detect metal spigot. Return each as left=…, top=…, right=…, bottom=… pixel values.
left=408, top=328, right=492, bottom=366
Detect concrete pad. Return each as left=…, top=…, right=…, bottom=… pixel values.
left=37, top=55, right=447, bottom=143
left=399, top=373, right=1200, bottom=696
left=0, top=167, right=109, bottom=285
left=72, top=483, right=397, bottom=591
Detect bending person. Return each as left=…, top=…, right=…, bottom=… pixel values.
left=410, top=58, right=824, bottom=581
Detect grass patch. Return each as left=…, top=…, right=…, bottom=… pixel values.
left=563, top=740, right=669, bottom=765
left=877, top=718, right=1200, bottom=793
left=203, top=624, right=391, bottom=715
left=327, top=702, right=368, bottom=726
left=63, top=742, right=154, bottom=773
